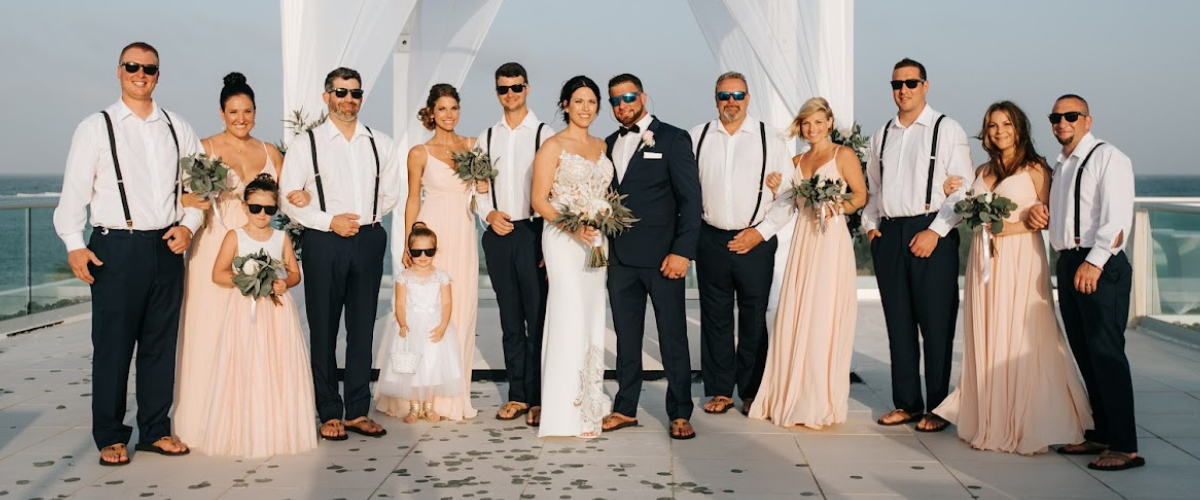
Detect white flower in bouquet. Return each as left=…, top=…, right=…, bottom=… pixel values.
left=984, top=192, right=994, bottom=204
left=241, top=259, right=261, bottom=275
left=586, top=197, right=612, bottom=218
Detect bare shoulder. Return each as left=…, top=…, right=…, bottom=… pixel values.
left=835, top=146, right=859, bottom=163
left=975, top=163, right=988, bottom=177
left=591, top=136, right=607, bottom=154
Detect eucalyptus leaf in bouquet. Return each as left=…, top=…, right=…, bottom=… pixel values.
left=552, top=189, right=639, bottom=267
left=180, top=154, right=234, bottom=201
left=272, top=213, right=306, bottom=260
left=231, top=249, right=283, bottom=306
left=953, top=189, right=1018, bottom=234
left=790, top=174, right=852, bottom=233
left=452, top=146, right=499, bottom=212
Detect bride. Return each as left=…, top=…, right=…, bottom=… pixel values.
left=530, top=75, right=613, bottom=438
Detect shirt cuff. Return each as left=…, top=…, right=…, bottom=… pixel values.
left=180, top=208, right=204, bottom=236
left=926, top=219, right=953, bottom=237
left=62, top=232, right=87, bottom=252
left=755, top=222, right=778, bottom=241
left=313, top=212, right=334, bottom=232
left=1085, top=247, right=1113, bottom=269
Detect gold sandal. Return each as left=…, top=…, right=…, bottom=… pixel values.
left=404, top=401, right=422, bottom=424
left=422, top=402, right=442, bottom=423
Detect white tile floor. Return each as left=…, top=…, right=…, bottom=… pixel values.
left=1, top=301, right=1198, bottom=499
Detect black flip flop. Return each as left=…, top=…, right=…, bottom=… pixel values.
left=1057, top=441, right=1109, bottom=455
left=669, top=420, right=697, bottom=440
left=703, top=397, right=734, bottom=414
left=319, top=421, right=349, bottom=441
left=914, top=415, right=949, bottom=433
left=877, top=409, right=924, bottom=426
left=1087, top=451, right=1146, bottom=471
left=134, top=441, right=190, bottom=456
left=526, top=407, right=542, bottom=428
left=496, top=402, right=530, bottom=421
left=344, top=419, right=388, bottom=438
left=602, top=418, right=639, bottom=432
left=98, top=445, right=130, bottom=466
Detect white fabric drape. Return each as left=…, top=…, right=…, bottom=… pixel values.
left=688, top=0, right=855, bottom=310
left=280, top=0, right=417, bottom=139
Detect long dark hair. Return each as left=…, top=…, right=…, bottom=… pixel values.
left=417, top=84, right=460, bottom=131
left=558, top=75, right=601, bottom=124
left=977, top=101, right=1045, bottom=182
left=220, top=72, right=255, bottom=110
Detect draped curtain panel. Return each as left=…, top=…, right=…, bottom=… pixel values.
left=280, top=0, right=417, bottom=139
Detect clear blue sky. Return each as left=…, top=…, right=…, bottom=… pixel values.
left=1, top=0, right=1196, bottom=175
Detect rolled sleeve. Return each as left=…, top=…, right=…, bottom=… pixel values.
left=1086, top=150, right=1135, bottom=269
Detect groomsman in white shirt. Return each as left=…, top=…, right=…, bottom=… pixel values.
left=474, top=62, right=552, bottom=427
left=863, top=58, right=974, bottom=433
left=53, top=42, right=200, bottom=465
left=280, top=67, right=403, bottom=441
left=1029, top=95, right=1142, bottom=471
left=690, top=72, right=794, bottom=416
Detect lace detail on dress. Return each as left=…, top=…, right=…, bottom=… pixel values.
left=572, top=343, right=611, bottom=436
left=550, top=151, right=614, bottom=212
left=397, top=269, right=452, bottom=286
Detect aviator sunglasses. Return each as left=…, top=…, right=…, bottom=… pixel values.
left=247, top=204, right=278, bottom=216
left=408, top=247, right=438, bottom=258
left=121, top=62, right=159, bottom=75
left=1048, top=112, right=1087, bottom=124
left=716, top=91, right=747, bottom=101
left=890, top=79, right=924, bottom=90
left=496, top=83, right=527, bottom=95
left=328, top=87, right=365, bottom=99
left=609, top=92, right=641, bottom=106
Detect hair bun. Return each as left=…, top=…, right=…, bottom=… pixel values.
left=254, top=173, right=274, bottom=182
left=223, top=72, right=247, bottom=87
left=411, top=221, right=428, bottom=230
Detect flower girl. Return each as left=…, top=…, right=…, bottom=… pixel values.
left=198, top=174, right=317, bottom=457
left=376, top=222, right=464, bottom=423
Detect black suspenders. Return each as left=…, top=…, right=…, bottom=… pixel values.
left=695, top=121, right=768, bottom=228
left=100, top=109, right=180, bottom=228
left=1070, top=142, right=1106, bottom=247
left=306, top=127, right=381, bottom=223
left=486, top=122, right=545, bottom=210
left=877, top=114, right=946, bottom=212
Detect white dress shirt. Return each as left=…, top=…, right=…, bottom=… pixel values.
left=473, top=111, right=553, bottom=223
left=612, top=113, right=655, bottom=183
left=862, top=104, right=974, bottom=236
left=279, top=120, right=403, bottom=231
left=689, top=117, right=794, bottom=240
left=1048, top=133, right=1135, bottom=268
left=54, top=99, right=204, bottom=252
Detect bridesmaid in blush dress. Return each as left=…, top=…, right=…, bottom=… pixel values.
left=174, top=73, right=308, bottom=445
left=934, top=102, right=1091, bottom=455
left=376, top=83, right=478, bottom=421
left=749, top=98, right=866, bottom=429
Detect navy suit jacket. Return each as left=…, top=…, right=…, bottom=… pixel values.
left=605, top=116, right=702, bottom=268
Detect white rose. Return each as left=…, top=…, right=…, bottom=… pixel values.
left=241, top=259, right=261, bottom=275
left=984, top=192, right=994, bottom=203
left=590, top=198, right=612, bottom=216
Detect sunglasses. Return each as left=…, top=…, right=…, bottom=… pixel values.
left=1048, top=112, right=1087, bottom=124
left=328, top=88, right=364, bottom=99
left=496, top=83, right=527, bottom=95
left=608, top=92, right=641, bottom=106
left=248, top=204, right=278, bottom=216
left=121, top=62, right=159, bottom=76
left=889, top=79, right=924, bottom=90
left=716, top=91, right=747, bottom=101
left=408, top=247, right=437, bottom=258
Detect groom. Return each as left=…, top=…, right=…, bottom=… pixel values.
left=602, top=74, right=703, bottom=440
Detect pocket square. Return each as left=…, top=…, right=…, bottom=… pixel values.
left=643, top=152, right=663, bottom=159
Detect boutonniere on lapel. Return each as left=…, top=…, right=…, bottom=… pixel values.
left=637, top=130, right=656, bottom=152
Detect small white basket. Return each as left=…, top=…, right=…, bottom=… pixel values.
left=390, top=336, right=420, bottom=375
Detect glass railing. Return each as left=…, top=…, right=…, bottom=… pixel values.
left=0, top=199, right=91, bottom=321
left=1131, top=198, right=1200, bottom=334
left=4, top=197, right=1197, bottom=329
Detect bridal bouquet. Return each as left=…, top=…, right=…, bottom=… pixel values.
left=232, top=249, right=284, bottom=307
left=180, top=153, right=234, bottom=227
left=272, top=213, right=306, bottom=260
left=790, top=174, right=851, bottom=233
left=552, top=189, right=639, bottom=268
left=451, top=146, right=498, bottom=212
left=954, top=190, right=1017, bottom=284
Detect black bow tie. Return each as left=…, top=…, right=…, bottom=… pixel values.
left=619, top=124, right=641, bottom=137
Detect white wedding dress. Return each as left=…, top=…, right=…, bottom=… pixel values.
left=538, top=151, right=614, bottom=438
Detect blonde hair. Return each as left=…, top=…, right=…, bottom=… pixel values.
left=788, top=97, right=834, bottom=138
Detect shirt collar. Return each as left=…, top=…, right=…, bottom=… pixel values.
left=320, top=119, right=371, bottom=142
left=496, top=110, right=542, bottom=131
left=714, top=116, right=760, bottom=136
left=111, top=98, right=163, bottom=123
left=1058, top=132, right=1098, bottom=164
left=628, top=113, right=653, bottom=137
left=891, top=104, right=937, bottom=129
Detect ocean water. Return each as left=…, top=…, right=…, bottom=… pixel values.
left=2, top=173, right=1199, bottom=298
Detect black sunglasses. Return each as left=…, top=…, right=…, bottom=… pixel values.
left=608, top=92, right=640, bottom=106
left=121, top=62, right=159, bottom=76
left=496, top=83, right=527, bottom=95
left=248, top=204, right=278, bottom=216
left=889, top=79, right=924, bottom=90
left=716, top=91, right=747, bottom=101
left=408, top=247, right=437, bottom=258
left=328, top=87, right=364, bottom=99
left=1048, top=112, right=1087, bottom=124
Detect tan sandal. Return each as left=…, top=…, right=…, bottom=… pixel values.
left=422, top=402, right=442, bottom=423
left=404, top=401, right=422, bottom=424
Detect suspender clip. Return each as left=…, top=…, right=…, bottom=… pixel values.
left=924, top=203, right=931, bottom=212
